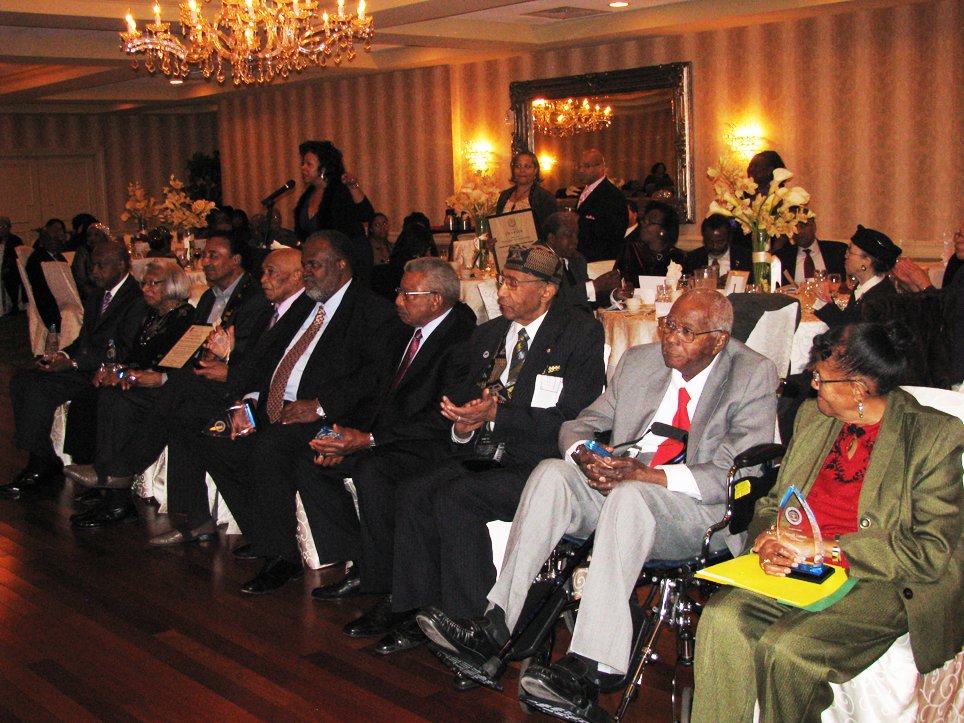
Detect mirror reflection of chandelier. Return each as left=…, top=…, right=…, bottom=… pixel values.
left=532, top=98, right=613, bottom=137
left=120, top=0, right=374, bottom=85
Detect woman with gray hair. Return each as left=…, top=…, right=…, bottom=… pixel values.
left=62, top=259, right=196, bottom=463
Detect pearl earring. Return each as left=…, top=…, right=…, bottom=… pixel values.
left=860, top=266, right=866, bottom=272
left=857, top=401, right=864, bottom=418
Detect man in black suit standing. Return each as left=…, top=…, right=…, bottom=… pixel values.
left=776, top=215, right=847, bottom=285
left=307, top=258, right=477, bottom=636
left=686, top=214, right=754, bottom=284
left=3, top=239, right=145, bottom=497
left=199, top=231, right=407, bottom=595
left=575, top=149, right=629, bottom=263
left=367, top=245, right=607, bottom=655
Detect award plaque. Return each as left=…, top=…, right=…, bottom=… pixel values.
left=776, top=485, right=826, bottom=577
left=203, top=401, right=257, bottom=438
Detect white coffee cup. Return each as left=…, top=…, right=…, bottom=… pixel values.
left=625, top=297, right=643, bottom=311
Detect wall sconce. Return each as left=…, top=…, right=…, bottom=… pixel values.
left=723, top=122, right=763, bottom=162
left=463, top=140, right=493, bottom=175
left=538, top=155, right=555, bottom=174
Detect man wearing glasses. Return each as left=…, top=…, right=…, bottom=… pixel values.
left=418, top=289, right=778, bottom=723
left=352, top=244, right=606, bottom=656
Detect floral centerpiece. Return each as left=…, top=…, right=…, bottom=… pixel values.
left=446, top=175, right=501, bottom=269
left=120, top=182, right=162, bottom=232
left=707, top=157, right=811, bottom=291
left=160, top=175, right=216, bottom=234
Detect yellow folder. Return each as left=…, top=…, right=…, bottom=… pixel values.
left=695, top=554, right=856, bottom=611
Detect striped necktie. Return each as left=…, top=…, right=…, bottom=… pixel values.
left=389, top=329, right=422, bottom=395
left=265, top=306, right=325, bottom=423
left=99, top=290, right=112, bottom=318
left=505, top=329, right=528, bottom=398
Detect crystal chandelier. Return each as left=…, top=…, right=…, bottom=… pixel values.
left=120, top=0, right=374, bottom=85
left=532, top=98, right=613, bottom=137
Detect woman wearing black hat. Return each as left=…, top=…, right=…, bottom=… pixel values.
left=814, top=225, right=901, bottom=327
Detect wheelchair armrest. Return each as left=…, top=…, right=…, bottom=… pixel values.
left=734, top=443, right=786, bottom=469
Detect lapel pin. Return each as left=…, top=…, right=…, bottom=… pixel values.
left=483, top=351, right=490, bottom=358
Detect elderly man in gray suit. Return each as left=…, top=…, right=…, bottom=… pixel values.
left=418, top=289, right=778, bottom=723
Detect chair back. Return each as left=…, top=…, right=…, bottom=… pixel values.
left=14, top=245, right=47, bottom=355
left=730, top=293, right=801, bottom=378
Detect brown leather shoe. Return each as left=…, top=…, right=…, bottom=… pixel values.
left=64, top=464, right=133, bottom=489
left=149, top=519, right=217, bottom=546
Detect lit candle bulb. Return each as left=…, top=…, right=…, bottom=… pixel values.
left=293, top=0, right=299, bottom=16
left=323, top=10, right=329, bottom=28
left=126, top=12, right=136, bottom=32
left=188, top=0, right=197, bottom=23
left=153, top=3, right=161, bottom=24
left=338, top=0, right=344, bottom=14
left=358, top=0, right=365, bottom=19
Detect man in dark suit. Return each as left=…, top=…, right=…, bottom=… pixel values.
left=686, top=213, right=754, bottom=284
left=307, top=258, right=477, bottom=637
left=0, top=216, right=25, bottom=313
left=368, top=245, right=607, bottom=655
left=575, top=149, right=629, bottom=263
left=541, top=212, right=590, bottom=311
left=3, top=239, right=145, bottom=497
left=198, top=231, right=407, bottom=595
left=776, top=216, right=847, bottom=285
left=418, top=291, right=778, bottom=719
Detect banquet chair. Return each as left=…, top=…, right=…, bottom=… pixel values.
left=15, top=245, right=49, bottom=355
left=460, top=443, right=785, bottom=723
left=729, top=292, right=800, bottom=379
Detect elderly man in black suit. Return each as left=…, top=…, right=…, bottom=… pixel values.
left=360, top=245, right=607, bottom=656
left=3, top=239, right=145, bottom=497
left=686, top=214, right=754, bottom=284
left=575, top=149, right=629, bottom=263
left=197, top=231, right=407, bottom=595
left=776, top=215, right=847, bottom=285
left=307, top=257, right=476, bottom=636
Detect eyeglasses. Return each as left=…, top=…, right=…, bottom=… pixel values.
left=395, top=288, right=437, bottom=299
left=657, top=316, right=725, bottom=343
left=141, top=279, right=164, bottom=288
left=811, top=370, right=862, bottom=388
left=845, top=246, right=868, bottom=259
left=496, top=274, right=544, bottom=290
left=954, top=231, right=964, bottom=243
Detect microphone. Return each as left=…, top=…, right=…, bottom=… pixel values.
left=261, top=180, right=295, bottom=206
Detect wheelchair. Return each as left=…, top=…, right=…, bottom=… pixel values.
left=451, top=442, right=786, bottom=723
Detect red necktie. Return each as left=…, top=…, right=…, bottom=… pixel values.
left=651, top=388, right=690, bottom=467
left=389, top=329, right=421, bottom=395
left=803, top=249, right=815, bottom=279
left=265, top=306, right=325, bottom=423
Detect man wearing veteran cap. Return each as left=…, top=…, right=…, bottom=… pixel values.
left=364, top=244, right=606, bottom=655
left=814, top=225, right=901, bottom=327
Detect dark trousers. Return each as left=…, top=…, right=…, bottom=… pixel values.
left=97, top=372, right=232, bottom=523
left=204, top=420, right=358, bottom=565
left=352, top=445, right=449, bottom=594
left=391, top=455, right=531, bottom=619
left=10, top=368, right=91, bottom=458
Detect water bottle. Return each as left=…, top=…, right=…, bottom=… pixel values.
left=106, top=338, right=117, bottom=367
left=43, top=324, right=59, bottom=362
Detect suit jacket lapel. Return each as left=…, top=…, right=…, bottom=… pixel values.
left=92, top=275, right=138, bottom=331
left=689, top=346, right=734, bottom=460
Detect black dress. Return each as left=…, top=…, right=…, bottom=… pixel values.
left=616, top=240, right=687, bottom=286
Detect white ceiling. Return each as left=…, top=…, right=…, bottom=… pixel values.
left=0, top=0, right=913, bottom=113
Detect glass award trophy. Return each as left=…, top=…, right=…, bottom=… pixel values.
left=203, top=401, right=257, bottom=438
left=775, top=485, right=827, bottom=579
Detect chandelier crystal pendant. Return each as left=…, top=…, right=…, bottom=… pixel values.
left=121, top=0, right=374, bottom=85
left=532, top=98, right=612, bottom=137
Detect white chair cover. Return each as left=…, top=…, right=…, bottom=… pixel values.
left=743, top=303, right=798, bottom=378
left=40, top=260, right=83, bottom=350
left=15, top=245, right=48, bottom=356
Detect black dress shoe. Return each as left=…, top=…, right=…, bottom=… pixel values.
left=310, top=564, right=360, bottom=600
left=231, top=543, right=260, bottom=560
left=417, top=606, right=507, bottom=687
left=453, top=673, right=481, bottom=691
left=374, top=616, right=427, bottom=655
left=74, top=488, right=104, bottom=505
left=240, top=557, right=304, bottom=595
left=71, top=502, right=139, bottom=530
left=0, top=470, right=58, bottom=498
left=342, top=595, right=414, bottom=638
left=518, top=654, right=610, bottom=723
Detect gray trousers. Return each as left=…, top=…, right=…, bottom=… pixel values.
left=487, top=458, right=727, bottom=673
left=691, top=583, right=907, bottom=723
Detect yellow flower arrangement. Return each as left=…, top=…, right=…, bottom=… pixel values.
left=120, top=182, right=162, bottom=228
left=160, top=175, right=216, bottom=231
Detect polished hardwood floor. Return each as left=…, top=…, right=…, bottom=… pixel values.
left=0, top=313, right=682, bottom=723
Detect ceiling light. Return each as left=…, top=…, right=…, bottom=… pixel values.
left=609, top=2, right=629, bottom=7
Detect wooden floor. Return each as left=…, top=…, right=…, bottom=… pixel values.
left=0, top=313, right=683, bottom=723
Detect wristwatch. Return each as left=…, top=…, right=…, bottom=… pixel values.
left=314, top=400, right=326, bottom=419
left=369, top=433, right=376, bottom=449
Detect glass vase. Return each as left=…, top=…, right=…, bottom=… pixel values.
left=475, top=214, right=491, bottom=272
left=751, top=227, right=771, bottom=293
